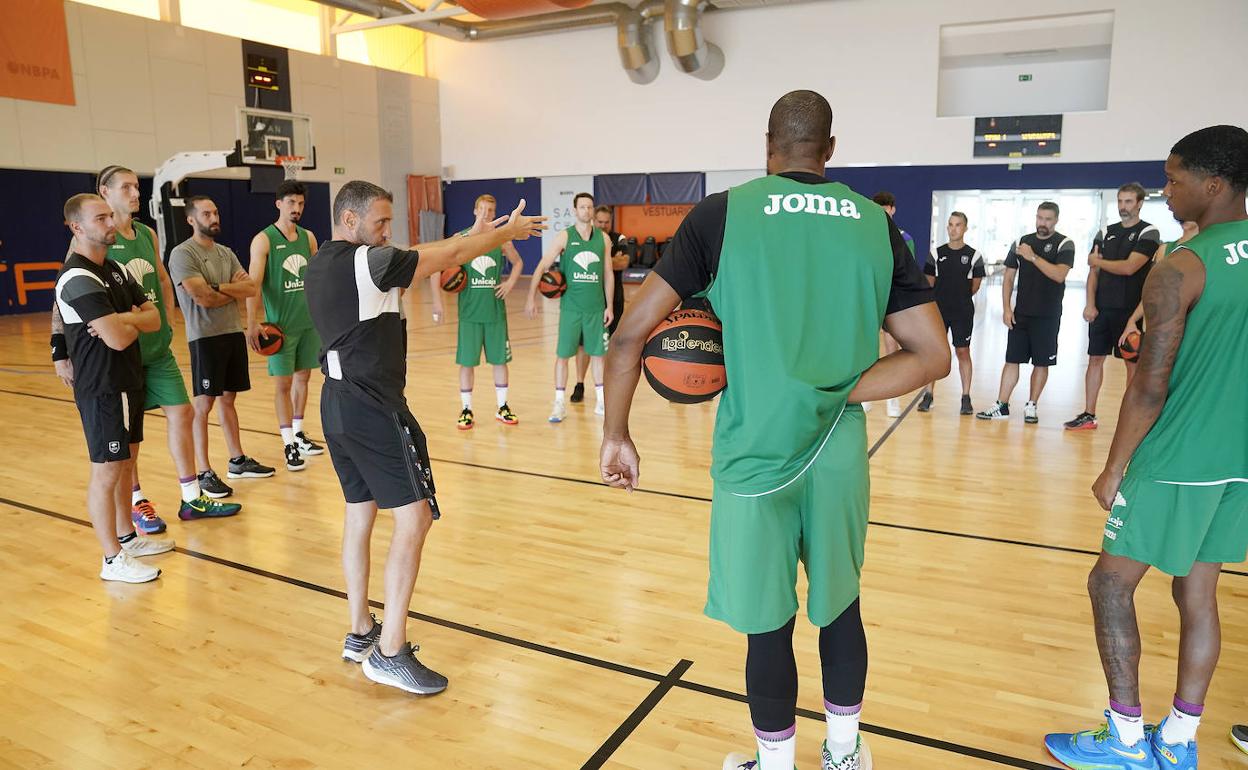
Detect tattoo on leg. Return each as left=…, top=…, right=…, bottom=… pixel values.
left=1089, top=568, right=1142, bottom=704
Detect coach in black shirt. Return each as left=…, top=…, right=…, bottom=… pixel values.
left=305, top=180, right=543, bottom=696
left=920, top=211, right=985, bottom=415
left=977, top=201, right=1075, bottom=424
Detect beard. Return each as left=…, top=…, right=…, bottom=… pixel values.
left=289, top=211, right=302, bottom=222
left=1036, top=226, right=1052, bottom=237
left=352, top=223, right=384, bottom=246
left=196, top=223, right=221, bottom=238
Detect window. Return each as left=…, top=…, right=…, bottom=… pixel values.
left=69, top=0, right=161, bottom=19
left=180, top=0, right=322, bottom=54
left=336, top=13, right=427, bottom=76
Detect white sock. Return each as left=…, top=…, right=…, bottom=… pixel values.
left=179, top=476, right=200, bottom=503
left=1160, top=699, right=1203, bottom=745
left=754, top=725, right=796, bottom=770
left=825, top=701, right=862, bottom=760
left=460, top=390, right=472, bottom=410
left=595, top=384, right=604, bottom=404
left=496, top=386, right=508, bottom=408
left=292, top=417, right=304, bottom=435
left=554, top=388, right=565, bottom=405
left=280, top=426, right=295, bottom=445
left=1109, top=702, right=1145, bottom=747
left=131, top=486, right=144, bottom=505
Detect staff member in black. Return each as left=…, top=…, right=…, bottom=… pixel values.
left=1065, top=183, right=1161, bottom=431
left=306, top=180, right=544, bottom=696
left=918, top=210, right=985, bottom=415
left=977, top=201, right=1075, bottom=424
left=56, top=194, right=174, bottom=584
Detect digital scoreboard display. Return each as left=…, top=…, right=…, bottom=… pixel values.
left=246, top=53, right=281, bottom=93
left=974, top=115, right=1062, bottom=158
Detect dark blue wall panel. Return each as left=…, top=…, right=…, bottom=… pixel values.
left=442, top=177, right=542, bottom=274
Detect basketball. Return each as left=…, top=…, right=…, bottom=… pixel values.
left=441, top=266, right=467, bottom=294
left=642, top=309, right=726, bottom=404
left=257, top=322, right=284, bottom=356
left=1120, top=329, right=1141, bottom=361
left=539, top=270, right=566, bottom=299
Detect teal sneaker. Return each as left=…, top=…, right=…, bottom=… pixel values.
left=178, top=494, right=242, bottom=520
left=822, top=736, right=873, bottom=769
left=1150, top=717, right=1197, bottom=769
left=1045, top=711, right=1159, bottom=769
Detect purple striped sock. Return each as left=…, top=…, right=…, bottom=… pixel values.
left=132, top=484, right=141, bottom=492
left=179, top=475, right=196, bottom=484
left=1173, top=696, right=1203, bottom=716
left=825, top=700, right=863, bottom=716
left=1110, top=700, right=1143, bottom=718
left=754, top=723, right=796, bottom=742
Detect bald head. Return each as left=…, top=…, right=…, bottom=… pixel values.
left=767, top=90, right=833, bottom=154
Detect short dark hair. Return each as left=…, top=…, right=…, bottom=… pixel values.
left=872, top=192, right=896, bottom=208
left=185, top=195, right=214, bottom=216
left=593, top=205, right=612, bottom=217
left=1038, top=201, right=1060, bottom=217
left=276, top=180, right=307, bottom=200
left=1117, top=182, right=1147, bottom=202
left=1171, top=125, right=1248, bottom=193
left=950, top=211, right=968, bottom=225
left=64, top=193, right=104, bottom=224
left=333, top=180, right=393, bottom=225
left=96, top=164, right=135, bottom=191
left=573, top=192, right=594, bottom=207
left=767, top=90, right=833, bottom=156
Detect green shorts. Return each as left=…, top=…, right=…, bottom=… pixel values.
left=706, top=406, right=869, bottom=634
left=268, top=326, right=322, bottom=377
left=1103, top=475, right=1248, bottom=576
left=557, top=309, right=608, bottom=359
left=456, top=319, right=512, bottom=367
left=142, top=350, right=190, bottom=410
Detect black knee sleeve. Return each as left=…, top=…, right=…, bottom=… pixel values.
left=745, top=616, right=798, bottom=732
left=819, top=599, right=868, bottom=707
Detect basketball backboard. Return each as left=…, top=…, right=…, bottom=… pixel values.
left=232, top=106, right=316, bottom=168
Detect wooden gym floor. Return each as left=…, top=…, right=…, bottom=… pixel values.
left=0, top=284, right=1244, bottom=769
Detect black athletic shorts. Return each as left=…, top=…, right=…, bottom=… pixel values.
left=321, top=385, right=440, bottom=514
left=189, top=332, right=251, bottom=396
left=74, top=389, right=145, bottom=463
left=1006, top=314, right=1061, bottom=366
left=1088, top=308, right=1133, bottom=358
left=942, top=312, right=974, bottom=348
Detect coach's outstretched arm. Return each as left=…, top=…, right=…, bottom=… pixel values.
left=411, top=200, right=546, bottom=282
left=848, top=300, right=950, bottom=405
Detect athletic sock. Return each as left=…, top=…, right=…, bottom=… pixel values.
left=230, top=455, right=246, bottom=465
left=280, top=425, right=295, bottom=445
left=496, top=385, right=508, bottom=408
left=595, top=383, right=604, bottom=404
left=179, top=475, right=200, bottom=503
left=1109, top=700, right=1145, bottom=746
left=754, top=724, right=796, bottom=770
left=1160, top=696, right=1203, bottom=745
left=554, top=388, right=565, bottom=405
left=292, top=416, right=304, bottom=434
left=825, top=701, right=862, bottom=760
left=131, top=484, right=143, bottom=505
left=118, top=531, right=137, bottom=545
left=460, top=390, right=472, bottom=410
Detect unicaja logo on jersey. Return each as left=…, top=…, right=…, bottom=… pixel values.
left=123, top=260, right=158, bottom=303
left=282, top=254, right=307, bottom=292
left=763, top=193, right=861, bottom=219
left=469, top=255, right=498, bottom=288
left=571, top=251, right=601, bottom=282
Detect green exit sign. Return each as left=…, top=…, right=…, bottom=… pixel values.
left=1018, top=74, right=1033, bottom=82
left=334, top=166, right=345, bottom=175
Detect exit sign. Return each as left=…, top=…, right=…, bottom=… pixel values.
left=1018, top=74, right=1033, bottom=82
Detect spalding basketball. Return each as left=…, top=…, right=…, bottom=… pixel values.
left=1120, top=330, right=1141, bottom=361
left=441, top=267, right=467, bottom=294
left=257, top=323, right=284, bottom=356
left=642, top=309, right=726, bottom=404
left=539, top=270, right=566, bottom=299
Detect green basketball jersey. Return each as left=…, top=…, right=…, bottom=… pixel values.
left=261, top=224, right=314, bottom=331
left=1129, top=219, right=1248, bottom=484
left=706, top=176, right=894, bottom=495
left=456, top=229, right=506, bottom=324
left=110, top=222, right=172, bottom=365
left=560, top=225, right=607, bottom=314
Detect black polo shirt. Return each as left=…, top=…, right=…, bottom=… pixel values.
left=1005, top=232, right=1076, bottom=317
left=924, top=243, right=985, bottom=319
left=54, top=253, right=146, bottom=395
left=1092, top=220, right=1161, bottom=310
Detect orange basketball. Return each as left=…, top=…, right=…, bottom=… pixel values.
left=1120, top=329, right=1141, bottom=361
left=441, top=267, right=467, bottom=293
left=539, top=270, right=566, bottom=299
left=257, top=322, right=284, bottom=356
left=642, top=309, right=726, bottom=404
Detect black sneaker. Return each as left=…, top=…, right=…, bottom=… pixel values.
left=917, top=390, right=933, bottom=412
left=284, top=443, right=305, bottom=472
left=1063, top=412, right=1098, bottom=431
left=295, top=431, right=324, bottom=456
left=198, top=470, right=233, bottom=498
left=227, top=456, right=276, bottom=479
left=342, top=614, right=382, bottom=663
left=960, top=395, right=974, bottom=415
left=570, top=382, right=585, bottom=404
left=361, top=643, right=448, bottom=695
left=976, top=401, right=1009, bottom=420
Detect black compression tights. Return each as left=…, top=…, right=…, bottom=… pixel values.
left=745, top=600, right=868, bottom=731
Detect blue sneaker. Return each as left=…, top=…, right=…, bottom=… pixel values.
left=1045, top=711, right=1159, bottom=769
left=131, top=499, right=167, bottom=535
left=1150, top=718, right=1197, bottom=768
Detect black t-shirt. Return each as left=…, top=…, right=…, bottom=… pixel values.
left=305, top=240, right=420, bottom=410
left=55, top=253, right=146, bottom=395
left=654, top=171, right=932, bottom=316
left=924, top=243, right=985, bottom=318
left=1092, top=220, right=1161, bottom=310
left=1004, top=231, right=1076, bottom=317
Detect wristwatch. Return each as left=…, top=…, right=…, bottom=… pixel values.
left=210, top=282, right=220, bottom=292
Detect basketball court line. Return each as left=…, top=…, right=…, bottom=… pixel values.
left=0, top=493, right=1061, bottom=770
left=3, top=386, right=1244, bottom=578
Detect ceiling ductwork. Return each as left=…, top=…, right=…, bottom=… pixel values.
left=616, top=0, right=663, bottom=84
left=663, top=0, right=723, bottom=79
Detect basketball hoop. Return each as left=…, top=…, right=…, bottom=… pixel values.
left=276, top=155, right=306, bottom=180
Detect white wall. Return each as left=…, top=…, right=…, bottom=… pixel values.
left=428, top=0, right=1248, bottom=179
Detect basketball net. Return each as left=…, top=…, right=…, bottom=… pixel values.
left=276, top=155, right=306, bottom=180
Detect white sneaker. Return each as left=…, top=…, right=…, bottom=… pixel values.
left=100, top=551, right=160, bottom=583
left=722, top=752, right=757, bottom=770
left=886, top=398, right=901, bottom=418
left=822, top=736, right=873, bottom=769
left=548, top=401, right=566, bottom=423
left=120, top=535, right=175, bottom=557
left=594, top=400, right=605, bottom=416
left=1024, top=401, right=1039, bottom=424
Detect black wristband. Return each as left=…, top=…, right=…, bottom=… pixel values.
left=51, top=333, right=68, bottom=362
left=210, top=282, right=220, bottom=293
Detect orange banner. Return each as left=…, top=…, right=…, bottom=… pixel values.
left=615, top=203, right=695, bottom=243
left=0, top=0, right=75, bottom=106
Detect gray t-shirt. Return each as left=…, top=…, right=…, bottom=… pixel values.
left=169, top=238, right=245, bottom=341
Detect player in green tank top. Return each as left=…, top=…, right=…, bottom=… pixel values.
left=428, top=194, right=524, bottom=429
left=525, top=191, right=615, bottom=423
left=598, top=91, right=949, bottom=769
left=1044, top=125, right=1248, bottom=770
left=246, top=181, right=325, bottom=473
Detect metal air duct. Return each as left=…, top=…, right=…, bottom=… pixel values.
left=616, top=0, right=664, bottom=84
left=663, top=0, right=723, bottom=80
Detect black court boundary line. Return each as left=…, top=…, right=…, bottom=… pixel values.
left=3, top=386, right=1245, bottom=579
left=1, top=494, right=1059, bottom=770
left=581, top=658, right=694, bottom=769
